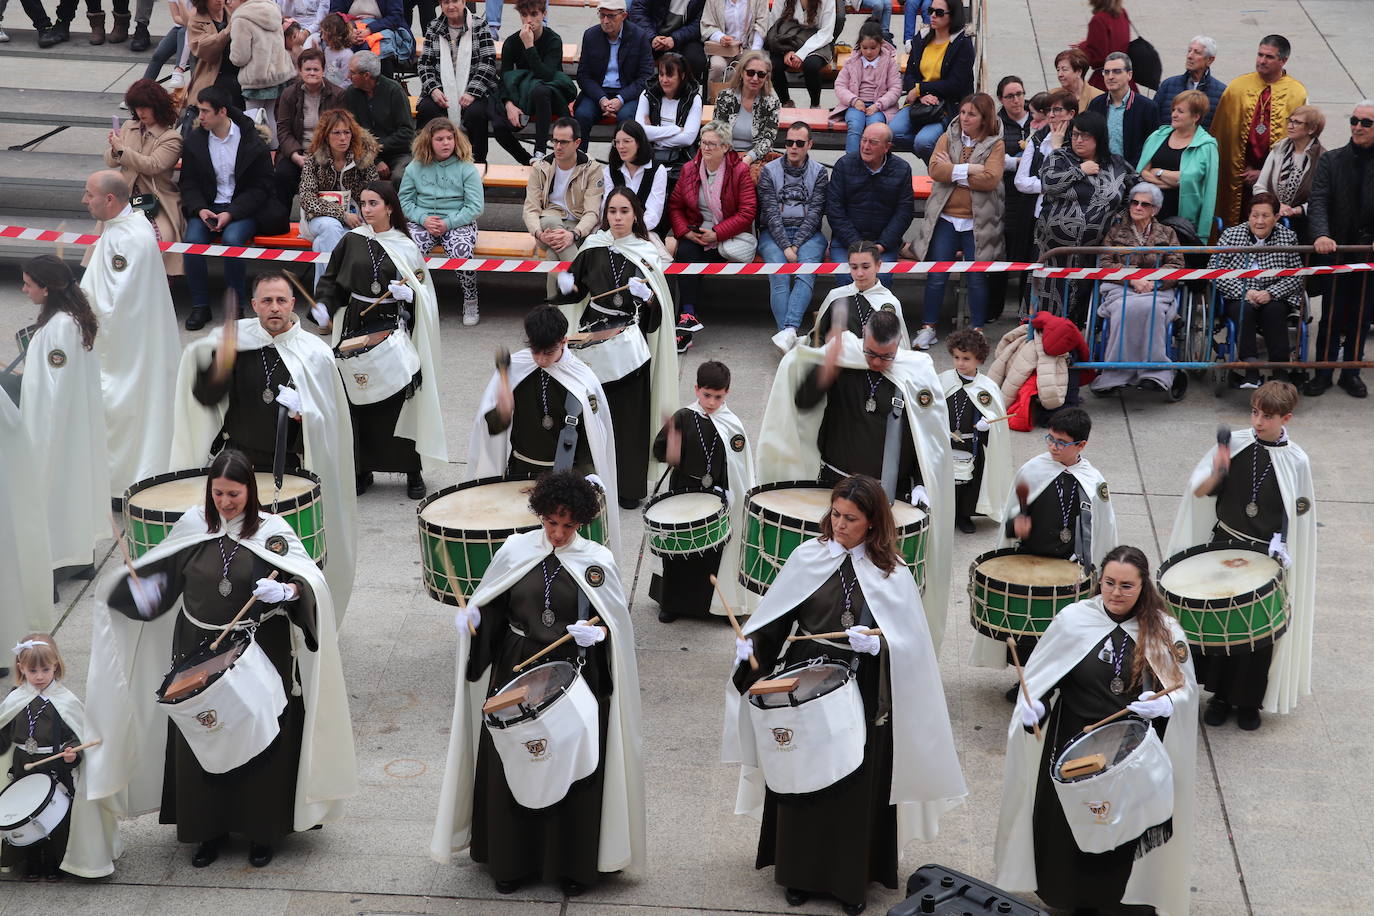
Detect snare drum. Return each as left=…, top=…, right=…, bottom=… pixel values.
left=0, top=773, right=72, bottom=846
left=483, top=660, right=600, bottom=809
left=739, top=481, right=929, bottom=596
left=125, top=468, right=326, bottom=563
left=968, top=548, right=1096, bottom=641
left=1158, top=543, right=1287, bottom=655
left=1051, top=719, right=1174, bottom=854
left=417, top=476, right=607, bottom=604
left=642, top=488, right=730, bottom=558
left=156, top=637, right=288, bottom=774
left=747, top=660, right=867, bottom=795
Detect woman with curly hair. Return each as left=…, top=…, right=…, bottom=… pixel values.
left=105, top=78, right=186, bottom=274
left=297, top=107, right=381, bottom=288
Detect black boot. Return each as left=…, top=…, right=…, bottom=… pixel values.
left=248, top=842, right=274, bottom=867
left=406, top=471, right=426, bottom=499
left=38, top=20, right=70, bottom=46
left=130, top=21, right=151, bottom=50
left=191, top=835, right=224, bottom=867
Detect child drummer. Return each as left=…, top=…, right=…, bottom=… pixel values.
left=938, top=330, right=1012, bottom=534
left=1167, top=380, right=1315, bottom=732
left=649, top=361, right=756, bottom=623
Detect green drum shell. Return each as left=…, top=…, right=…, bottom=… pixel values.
left=642, top=488, right=730, bottom=558
left=968, top=547, right=1096, bottom=640
left=1157, top=541, right=1288, bottom=656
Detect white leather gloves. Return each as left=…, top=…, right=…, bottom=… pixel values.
left=567, top=620, right=606, bottom=647
left=253, top=577, right=295, bottom=604
left=455, top=605, right=481, bottom=633
left=734, top=636, right=755, bottom=663
left=1268, top=533, right=1291, bottom=569
left=627, top=276, right=652, bottom=300
left=387, top=280, right=414, bottom=303
left=1016, top=695, right=1046, bottom=728
left=1128, top=690, right=1174, bottom=719
left=275, top=384, right=301, bottom=416
left=130, top=572, right=167, bottom=619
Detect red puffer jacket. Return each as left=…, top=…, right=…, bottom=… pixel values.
left=668, top=150, right=758, bottom=242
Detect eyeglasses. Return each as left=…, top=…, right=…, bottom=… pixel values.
left=744, top=68, right=769, bottom=78
left=1044, top=433, right=1084, bottom=449
left=1048, top=106, right=1068, bottom=114
left=1002, top=90, right=1025, bottom=99
left=699, top=140, right=723, bottom=150
left=1101, top=579, right=1138, bottom=594
left=551, top=137, right=576, bottom=146
left=1102, top=67, right=1128, bottom=76
left=784, top=138, right=808, bottom=147
left=1351, top=116, right=1374, bottom=128
left=1286, top=117, right=1307, bottom=127
left=1129, top=199, right=1156, bottom=208
left=862, top=348, right=896, bottom=362
left=929, top=7, right=948, bottom=17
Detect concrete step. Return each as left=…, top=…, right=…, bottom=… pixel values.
left=0, top=87, right=124, bottom=130
left=0, top=28, right=158, bottom=62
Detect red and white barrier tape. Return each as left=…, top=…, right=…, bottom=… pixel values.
left=1035, top=262, right=1374, bottom=282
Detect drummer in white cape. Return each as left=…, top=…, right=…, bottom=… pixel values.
left=173, top=269, right=358, bottom=620
left=1168, top=380, right=1315, bottom=732
left=554, top=186, right=679, bottom=510
left=86, top=449, right=355, bottom=870
left=469, top=305, right=622, bottom=548
left=995, top=545, right=1198, bottom=916
left=316, top=180, right=447, bottom=500
left=756, top=309, right=955, bottom=649
left=938, top=328, right=1011, bottom=534
left=648, top=359, right=756, bottom=622
left=430, top=471, right=645, bottom=896
left=778, top=239, right=908, bottom=352
left=0, top=392, right=55, bottom=655
left=79, top=170, right=180, bottom=503
left=16, top=255, right=111, bottom=581
left=724, top=475, right=965, bottom=915
left=0, top=634, right=118, bottom=880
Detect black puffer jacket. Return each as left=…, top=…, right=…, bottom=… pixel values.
left=1308, top=139, right=1374, bottom=251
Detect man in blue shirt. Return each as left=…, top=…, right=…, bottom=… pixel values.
left=1088, top=52, right=1158, bottom=165
left=1155, top=36, right=1226, bottom=131
left=574, top=0, right=655, bottom=141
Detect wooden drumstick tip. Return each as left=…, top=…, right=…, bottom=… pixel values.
left=1006, top=636, right=1042, bottom=741
left=495, top=346, right=512, bottom=371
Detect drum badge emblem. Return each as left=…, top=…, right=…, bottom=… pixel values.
left=353, top=373, right=370, bottom=388
left=47, top=349, right=67, bottom=368
left=585, top=565, right=605, bottom=588
left=111, top=254, right=128, bottom=272
left=730, top=434, right=746, bottom=452
left=266, top=535, right=288, bottom=556
left=523, top=738, right=549, bottom=760
left=978, top=391, right=992, bottom=406
left=916, top=389, right=934, bottom=408
left=1296, top=496, right=1311, bottom=515
left=196, top=710, right=219, bottom=730
left=770, top=728, right=794, bottom=749
left=413, top=268, right=425, bottom=282
left=1086, top=800, right=1111, bottom=823
left=1097, top=482, right=1110, bottom=502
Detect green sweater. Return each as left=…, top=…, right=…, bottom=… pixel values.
left=500, top=28, right=578, bottom=111
left=1137, top=125, right=1219, bottom=237
left=398, top=155, right=485, bottom=229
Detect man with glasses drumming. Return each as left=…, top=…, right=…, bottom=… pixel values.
left=523, top=117, right=606, bottom=297
left=1087, top=52, right=1158, bottom=164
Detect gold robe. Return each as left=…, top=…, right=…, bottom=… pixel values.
left=1212, top=71, right=1308, bottom=227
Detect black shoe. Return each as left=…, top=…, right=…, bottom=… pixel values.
left=560, top=877, right=586, bottom=897
left=1004, top=683, right=1020, bottom=704
left=841, top=902, right=867, bottom=915
left=657, top=608, right=677, bottom=623
left=355, top=471, right=374, bottom=495
left=1302, top=376, right=1333, bottom=397
left=493, top=878, right=520, bottom=894
left=1236, top=707, right=1262, bottom=731
left=955, top=516, right=976, bottom=534
left=618, top=496, right=641, bottom=510
left=247, top=843, right=273, bottom=867
left=184, top=306, right=211, bottom=331
left=130, top=22, right=150, bottom=50
left=39, top=21, right=70, bottom=45
left=784, top=887, right=808, bottom=906
left=406, top=471, right=426, bottom=499
left=1338, top=375, right=1368, bottom=398
left=191, top=836, right=223, bottom=867
left=1203, top=696, right=1231, bottom=727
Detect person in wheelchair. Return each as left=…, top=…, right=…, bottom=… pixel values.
left=1209, top=192, right=1303, bottom=388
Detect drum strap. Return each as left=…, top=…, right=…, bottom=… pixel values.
left=576, top=587, right=591, bottom=661
left=182, top=605, right=286, bottom=633
left=554, top=390, right=584, bottom=472
left=1216, top=520, right=1267, bottom=546
left=879, top=395, right=906, bottom=502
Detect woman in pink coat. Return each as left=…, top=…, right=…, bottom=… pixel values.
left=830, top=23, right=902, bottom=155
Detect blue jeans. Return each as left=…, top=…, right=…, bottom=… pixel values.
left=902, top=0, right=931, bottom=44
left=921, top=217, right=986, bottom=328
left=759, top=227, right=827, bottom=330
left=890, top=110, right=946, bottom=162
left=143, top=25, right=187, bottom=80
left=830, top=239, right=899, bottom=288
left=307, top=215, right=349, bottom=288
left=184, top=209, right=256, bottom=311
left=859, top=0, right=892, bottom=32
left=573, top=92, right=638, bottom=143
left=483, top=0, right=501, bottom=39
left=844, top=107, right=889, bottom=156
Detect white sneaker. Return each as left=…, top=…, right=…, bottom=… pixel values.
left=771, top=325, right=798, bottom=353
left=0, top=27, right=11, bottom=42
left=166, top=67, right=187, bottom=89
left=914, top=326, right=938, bottom=350
left=462, top=302, right=479, bottom=326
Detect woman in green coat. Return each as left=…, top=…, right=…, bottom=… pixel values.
left=1137, top=88, right=1219, bottom=237
left=489, top=0, right=578, bottom=164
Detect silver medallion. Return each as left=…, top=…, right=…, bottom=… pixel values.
left=23, top=738, right=39, bottom=754
left=541, top=415, right=554, bottom=430
left=840, top=611, right=855, bottom=629
left=218, top=577, right=233, bottom=598
left=1256, top=121, right=1266, bottom=135
left=864, top=397, right=878, bottom=413
left=262, top=388, right=275, bottom=404
left=1110, top=676, right=1126, bottom=695
left=370, top=280, right=382, bottom=295
left=1059, top=527, right=1073, bottom=544
left=613, top=293, right=624, bottom=308
left=541, top=605, right=556, bottom=628
left=1245, top=501, right=1259, bottom=518
left=701, top=473, right=713, bottom=489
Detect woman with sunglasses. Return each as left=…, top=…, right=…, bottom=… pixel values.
left=890, top=0, right=974, bottom=162
left=711, top=49, right=780, bottom=169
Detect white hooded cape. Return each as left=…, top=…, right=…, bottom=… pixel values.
left=20, top=313, right=111, bottom=569
left=722, top=538, right=967, bottom=845
left=328, top=224, right=448, bottom=473
left=466, top=346, right=621, bottom=551
left=559, top=229, right=681, bottom=493
left=83, top=507, right=357, bottom=831
left=430, top=529, right=646, bottom=875
left=0, top=394, right=54, bottom=650
left=80, top=207, right=179, bottom=495
left=756, top=333, right=954, bottom=649
left=994, top=596, right=1198, bottom=916
left=0, top=681, right=121, bottom=877
left=808, top=281, right=909, bottom=348
left=171, top=318, right=358, bottom=620
left=938, top=368, right=1013, bottom=523
left=1167, top=429, right=1316, bottom=714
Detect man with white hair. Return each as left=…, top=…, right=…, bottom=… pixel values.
left=1155, top=36, right=1225, bottom=131
left=343, top=50, right=416, bottom=183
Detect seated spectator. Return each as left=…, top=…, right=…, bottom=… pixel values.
left=891, top=0, right=973, bottom=162
left=830, top=22, right=901, bottom=157
left=274, top=48, right=348, bottom=207
left=1014, top=88, right=1077, bottom=225
left=765, top=0, right=836, bottom=109
left=900, top=0, right=931, bottom=48
left=1089, top=182, right=1185, bottom=396
left=904, top=92, right=1005, bottom=347
left=1076, top=0, right=1132, bottom=91
left=142, top=0, right=195, bottom=89
left=344, top=50, right=416, bottom=183
left=105, top=78, right=186, bottom=276
left=280, top=0, right=330, bottom=43
left=757, top=121, right=828, bottom=347
left=701, top=0, right=768, bottom=87
left=230, top=0, right=297, bottom=148
left=825, top=121, right=912, bottom=273
left=319, top=13, right=355, bottom=87
left=631, top=0, right=708, bottom=81
left=490, top=0, right=577, bottom=165
left=1253, top=104, right=1325, bottom=241
left=187, top=0, right=239, bottom=108
left=523, top=117, right=605, bottom=296
left=284, top=20, right=316, bottom=65
left=328, top=0, right=415, bottom=69
left=297, top=107, right=380, bottom=288
left=1137, top=88, right=1217, bottom=233
left=712, top=50, right=780, bottom=169
left=180, top=87, right=286, bottom=330
left=399, top=118, right=485, bottom=325
left=1155, top=35, right=1224, bottom=131
left=415, top=0, right=498, bottom=162
left=668, top=120, right=757, bottom=351
left=574, top=0, right=655, bottom=141
left=1087, top=51, right=1157, bottom=164
left=636, top=52, right=704, bottom=171
left=1054, top=47, right=1101, bottom=113
left=606, top=120, right=670, bottom=238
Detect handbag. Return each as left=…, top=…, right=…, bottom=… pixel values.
left=764, top=17, right=813, bottom=55
left=901, top=101, right=944, bottom=131
left=1127, top=21, right=1162, bottom=90
left=130, top=192, right=161, bottom=221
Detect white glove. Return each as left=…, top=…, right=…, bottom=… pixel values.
left=1268, top=532, right=1291, bottom=569
left=310, top=301, right=331, bottom=326
left=584, top=473, right=605, bottom=492
left=454, top=604, right=481, bottom=633
left=387, top=280, right=414, bottom=303
left=275, top=384, right=302, bottom=416
left=566, top=619, right=606, bottom=647
left=627, top=276, right=652, bottom=300
left=253, top=577, right=294, bottom=605
left=1016, top=695, right=1046, bottom=728
left=911, top=484, right=930, bottom=510
left=734, top=636, right=755, bottom=663
left=846, top=627, right=881, bottom=655
left=556, top=271, right=576, bottom=295
left=130, top=572, right=167, bottom=619
left=975, top=416, right=990, bottom=433
left=1128, top=690, right=1174, bottom=720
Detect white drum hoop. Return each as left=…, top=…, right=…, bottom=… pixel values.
left=1051, top=718, right=1174, bottom=854
left=0, top=772, right=72, bottom=847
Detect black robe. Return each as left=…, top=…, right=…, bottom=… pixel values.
left=1, top=698, right=80, bottom=874
left=484, top=367, right=594, bottom=477
left=467, top=557, right=614, bottom=885
left=194, top=345, right=303, bottom=472
left=947, top=384, right=989, bottom=519
left=107, top=535, right=317, bottom=845
left=648, top=406, right=729, bottom=618
left=796, top=367, right=920, bottom=502
left=1002, top=470, right=1086, bottom=661
left=732, top=558, right=896, bottom=908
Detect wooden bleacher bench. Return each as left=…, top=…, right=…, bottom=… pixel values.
left=254, top=225, right=538, bottom=258
left=494, top=41, right=580, bottom=65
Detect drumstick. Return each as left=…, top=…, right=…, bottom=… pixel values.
left=109, top=512, right=143, bottom=592
left=709, top=574, right=757, bottom=671
left=358, top=290, right=395, bottom=318
left=23, top=739, right=102, bottom=771
left=1006, top=636, right=1041, bottom=741
left=1015, top=479, right=1030, bottom=516
left=787, top=627, right=882, bottom=643
left=1081, top=683, right=1183, bottom=734
left=282, top=269, right=330, bottom=332
left=589, top=282, right=633, bottom=302
left=512, top=616, right=602, bottom=672
left=210, top=570, right=280, bottom=651
left=434, top=539, right=476, bottom=635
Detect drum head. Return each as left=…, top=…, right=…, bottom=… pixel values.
left=1160, top=547, right=1280, bottom=600
left=421, top=480, right=537, bottom=532
left=0, top=774, right=54, bottom=827
left=130, top=472, right=313, bottom=512
left=749, top=485, right=832, bottom=523
left=489, top=660, right=579, bottom=723
left=977, top=552, right=1087, bottom=587
left=750, top=662, right=852, bottom=709
left=890, top=501, right=928, bottom=529
left=645, top=491, right=724, bottom=524
left=1053, top=719, right=1150, bottom=782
